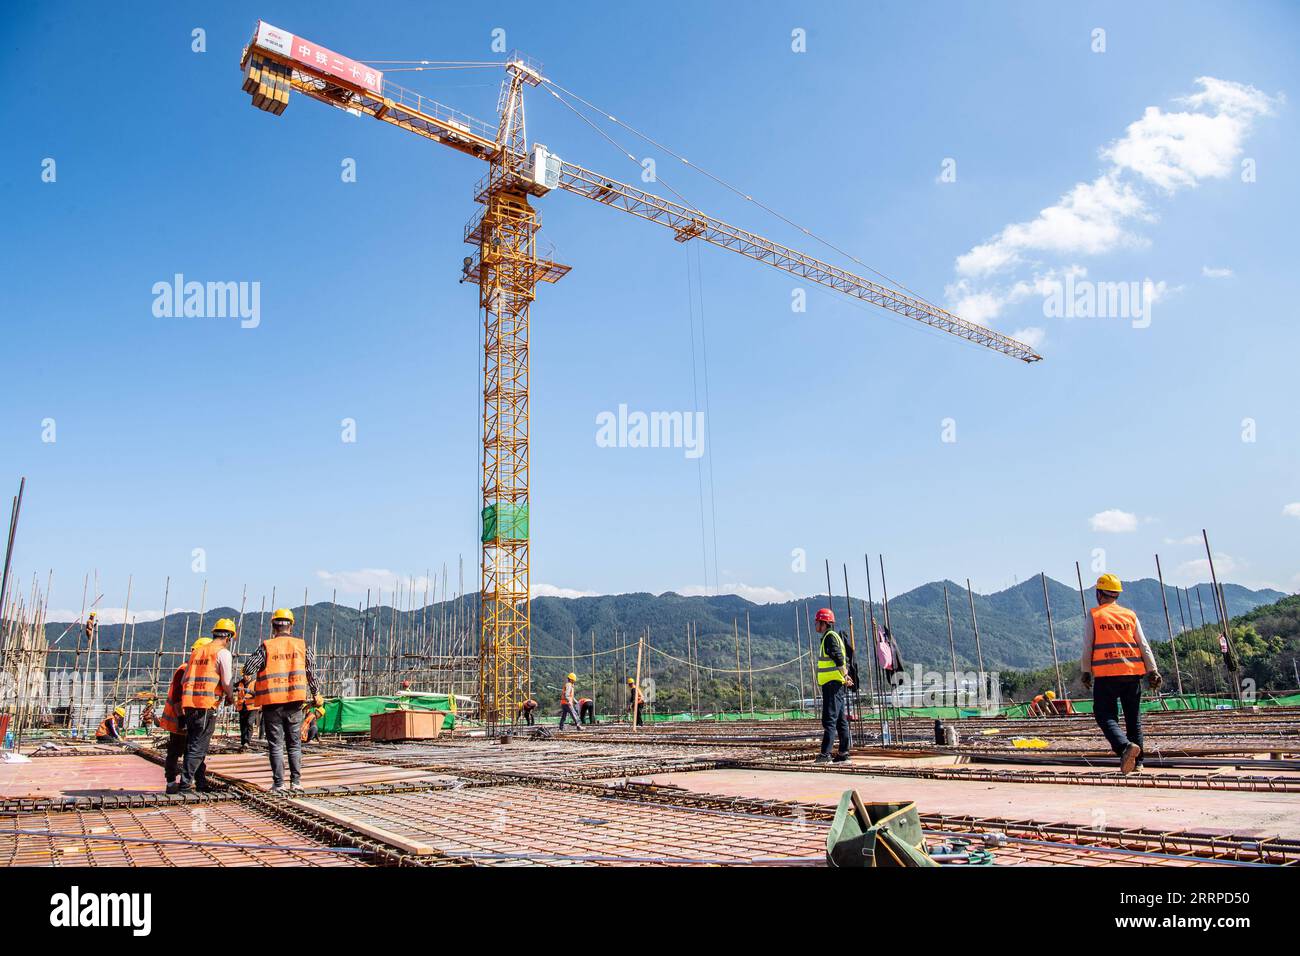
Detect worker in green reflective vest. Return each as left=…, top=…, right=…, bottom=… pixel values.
left=813, top=607, right=852, bottom=764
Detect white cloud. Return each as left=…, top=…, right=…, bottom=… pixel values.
left=678, top=583, right=795, bottom=604
left=1163, top=534, right=1203, bottom=546
left=949, top=77, right=1279, bottom=325
left=1090, top=509, right=1139, bottom=533
left=44, top=608, right=190, bottom=625
left=314, top=568, right=430, bottom=596
left=1202, top=266, right=1234, bottom=279
left=1009, top=326, right=1046, bottom=349
left=1175, top=553, right=1242, bottom=583
left=532, top=583, right=600, bottom=599
left=1283, top=503, right=1300, bottom=518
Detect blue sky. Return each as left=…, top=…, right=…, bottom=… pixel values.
left=3, top=1, right=1297, bottom=621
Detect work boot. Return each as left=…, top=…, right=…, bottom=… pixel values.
left=289, top=781, right=304, bottom=791
left=165, top=781, right=179, bottom=795
left=269, top=785, right=286, bottom=793
left=833, top=752, right=851, bottom=763
left=813, top=754, right=832, bottom=765
left=1120, top=743, right=1141, bottom=775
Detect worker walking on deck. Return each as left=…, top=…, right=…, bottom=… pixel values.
left=625, top=679, right=644, bottom=727
left=813, top=608, right=852, bottom=764
left=178, top=622, right=237, bottom=793
left=235, top=677, right=261, bottom=751
left=243, top=608, right=320, bottom=792
left=1081, top=574, right=1162, bottom=774
left=558, top=673, right=583, bottom=730
left=96, top=706, right=126, bottom=740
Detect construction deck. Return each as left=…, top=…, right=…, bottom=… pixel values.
left=3, top=707, right=1298, bottom=867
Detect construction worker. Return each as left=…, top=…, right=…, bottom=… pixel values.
left=242, top=608, right=320, bottom=791
left=178, top=621, right=237, bottom=792
left=161, top=638, right=209, bottom=792
left=1028, top=693, right=1046, bottom=717
left=558, top=673, right=582, bottom=730
left=625, top=679, right=644, bottom=726
left=301, top=702, right=325, bottom=744
left=813, top=607, right=852, bottom=764
left=518, top=698, right=538, bottom=725
left=235, top=676, right=261, bottom=751
left=1081, top=574, right=1162, bottom=774
left=579, top=696, right=597, bottom=725
left=95, top=706, right=126, bottom=740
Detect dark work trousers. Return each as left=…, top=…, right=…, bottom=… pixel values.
left=558, top=702, right=582, bottom=730
left=179, top=709, right=218, bottom=790
left=262, top=701, right=305, bottom=788
left=580, top=701, right=596, bottom=724
left=1092, top=675, right=1144, bottom=759
left=239, top=708, right=261, bottom=748
left=521, top=708, right=535, bottom=726
left=629, top=702, right=643, bottom=727
left=164, top=732, right=202, bottom=786
left=820, top=681, right=851, bottom=757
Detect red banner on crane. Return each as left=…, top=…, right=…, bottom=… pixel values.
left=253, top=21, right=383, bottom=96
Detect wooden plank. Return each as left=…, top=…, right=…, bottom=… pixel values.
left=290, top=798, right=439, bottom=855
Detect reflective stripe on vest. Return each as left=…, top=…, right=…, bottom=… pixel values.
left=181, top=643, right=223, bottom=709
left=1090, top=604, right=1146, bottom=677
left=253, top=636, right=308, bottom=705
left=817, top=630, right=846, bottom=686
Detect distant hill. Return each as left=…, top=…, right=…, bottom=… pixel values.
left=43, top=577, right=1285, bottom=709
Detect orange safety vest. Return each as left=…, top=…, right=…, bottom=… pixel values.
left=1090, top=604, right=1147, bottom=678
left=560, top=682, right=574, bottom=704
left=236, top=683, right=261, bottom=711
left=181, top=642, right=224, bottom=709
left=253, top=636, right=308, bottom=706
left=159, top=665, right=186, bottom=733
left=95, top=716, right=119, bottom=739
left=300, top=707, right=322, bottom=742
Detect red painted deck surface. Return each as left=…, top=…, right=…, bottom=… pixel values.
left=1, top=756, right=167, bottom=799
left=619, top=768, right=1300, bottom=839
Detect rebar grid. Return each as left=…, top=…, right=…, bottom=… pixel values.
left=292, top=785, right=828, bottom=866
left=0, top=803, right=367, bottom=867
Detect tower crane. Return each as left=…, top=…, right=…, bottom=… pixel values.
left=239, top=21, right=1042, bottom=731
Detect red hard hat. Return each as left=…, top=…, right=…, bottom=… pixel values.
left=815, top=608, right=835, bottom=624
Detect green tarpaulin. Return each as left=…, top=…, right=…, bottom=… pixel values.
left=481, top=502, right=529, bottom=543
left=319, top=694, right=456, bottom=734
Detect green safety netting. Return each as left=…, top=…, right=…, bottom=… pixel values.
left=481, top=502, right=529, bottom=543
left=319, top=694, right=456, bottom=734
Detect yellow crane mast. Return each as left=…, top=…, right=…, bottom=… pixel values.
left=238, top=21, right=1041, bottom=731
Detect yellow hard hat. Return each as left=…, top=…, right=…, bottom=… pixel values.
left=627, top=678, right=636, bottom=685
left=1045, top=690, right=1056, bottom=700
left=113, top=706, right=126, bottom=717
left=1095, top=573, right=1123, bottom=593
left=212, top=617, right=237, bottom=638
left=192, top=636, right=213, bottom=650
left=567, top=672, right=577, bottom=681
left=272, top=608, right=295, bottom=624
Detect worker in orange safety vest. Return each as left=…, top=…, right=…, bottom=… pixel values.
left=242, top=608, right=320, bottom=791
left=1080, top=574, right=1163, bottom=774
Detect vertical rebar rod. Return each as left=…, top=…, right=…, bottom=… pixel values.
left=1154, top=554, right=1185, bottom=696
left=1040, top=572, right=1064, bottom=700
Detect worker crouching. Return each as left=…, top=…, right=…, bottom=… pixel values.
left=96, top=706, right=126, bottom=740
left=243, top=608, right=321, bottom=791
left=1080, top=575, right=1162, bottom=774
left=813, top=608, right=852, bottom=764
